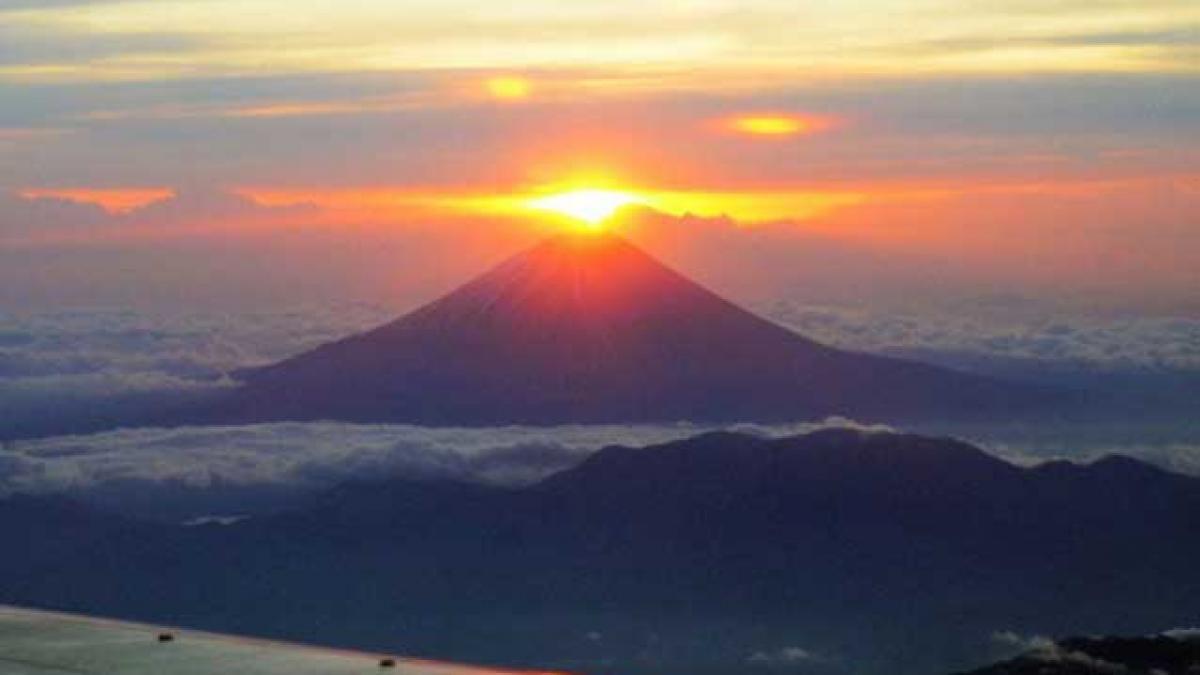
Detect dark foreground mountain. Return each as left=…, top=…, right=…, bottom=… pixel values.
left=959, top=633, right=1200, bottom=674
left=4, top=429, right=1198, bottom=675
left=206, top=234, right=1052, bottom=426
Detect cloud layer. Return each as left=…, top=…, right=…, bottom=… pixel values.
left=0, top=419, right=887, bottom=521
left=765, top=301, right=1200, bottom=371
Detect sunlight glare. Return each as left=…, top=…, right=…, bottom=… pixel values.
left=527, top=189, right=641, bottom=228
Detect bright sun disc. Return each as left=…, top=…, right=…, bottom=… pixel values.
left=528, top=189, right=640, bottom=227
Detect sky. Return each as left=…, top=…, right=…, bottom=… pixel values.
left=1, top=0, right=1200, bottom=531
left=2, top=0, right=1198, bottom=316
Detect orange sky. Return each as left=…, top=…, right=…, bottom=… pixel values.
left=1, top=1, right=1197, bottom=315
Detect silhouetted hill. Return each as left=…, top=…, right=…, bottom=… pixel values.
left=207, top=234, right=1051, bottom=425
left=958, top=633, right=1200, bottom=674
left=3, top=429, right=1197, bottom=675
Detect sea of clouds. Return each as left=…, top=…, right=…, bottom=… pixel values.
left=0, top=419, right=882, bottom=496
left=765, top=300, right=1200, bottom=373
left=0, top=419, right=897, bottom=520
left=2, top=304, right=1199, bottom=518
left=5, top=303, right=1199, bottom=430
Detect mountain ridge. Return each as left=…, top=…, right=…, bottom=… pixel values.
left=3, top=428, right=1198, bottom=675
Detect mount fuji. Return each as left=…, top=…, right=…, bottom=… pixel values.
left=215, top=233, right=1049, bottom=425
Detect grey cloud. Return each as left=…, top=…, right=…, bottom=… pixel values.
left=1162, top=627, right=1200, bottom=641
left=990, top=631, right=1128, bottom=673
left=991, top=631, right=1056, bottom=653
left=0, top=187, right=318, bottom=241
left=0, top=191, right=109, bottom=235
left=124, top=187, right=317, bottom=226
left=748, top=646, right=824, bottom=666
left=1029, top=647, right=1129, bottom=673
left=764, top=301, right=1200, bottom=371
left=0, top=25, right=201, bottom=67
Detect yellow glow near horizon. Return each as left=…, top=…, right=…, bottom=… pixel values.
left=728, top=114, right=830, bottom=137
left=485, top=76, right=531, bottom=100
left=527, top=189, right=642, bottom=227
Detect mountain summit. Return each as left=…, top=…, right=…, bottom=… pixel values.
left=220, top=233, right=1042, bottom=424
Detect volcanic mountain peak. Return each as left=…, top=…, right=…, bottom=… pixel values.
left=221, top=233, right=1048, bottom=425
left=391, top=231, right=803, bottom=343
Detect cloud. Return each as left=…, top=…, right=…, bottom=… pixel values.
left=2, top=303, right=1198, bottom=470
left=3, top=0, right=1195, bottom=84
left=4, top=70, right=1198, bottom=188
left=764, top=302, right=1200, bottom=371
left=1162, top=627, right=1200, bottom=642
left=991, top=632, right=1128, bottom=673
left=991, top=630, right=1056, bottom=653
left=0, top=190, right=110, bottom=237
left=0, top=186, right=318, bottom=243
left=122, top=187, right=318, bottom=227
left=748, top=646, right=826, bottom=666
left=0, top=306, right=388, bottom=439
left=989, top=442, right=1200, bottom=478
left=0, top=23, right=200, bottom=67
left=1035, top=648, right=1129, bottom=673
left=0, top=419, right=871, bottom=514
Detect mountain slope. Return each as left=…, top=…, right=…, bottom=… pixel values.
left=214, top=234, right=1048, bottom=425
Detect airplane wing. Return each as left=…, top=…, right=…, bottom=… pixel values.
left=0, top=605, right=552, bottom=675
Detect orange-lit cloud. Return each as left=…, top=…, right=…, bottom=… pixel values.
left=485, top=76, right=532, bottom=101
left=722, top=114, right=837, bottom=138
left=19, top=188, right=175, bottom=214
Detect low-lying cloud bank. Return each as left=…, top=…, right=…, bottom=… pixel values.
left=2, top=305, right=1199, bottom=519
left=4, top=417, right=1200, bottom=523
left=4, top=305, right=1200, bottom=440
left=0, top=418, right=887, bottom=495
left=0, top=306, right=389, bottom=439
left=767, top=301, right=1200, bottom=373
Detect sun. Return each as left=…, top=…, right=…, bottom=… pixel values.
left=527, top=189, right=641, bottom=229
